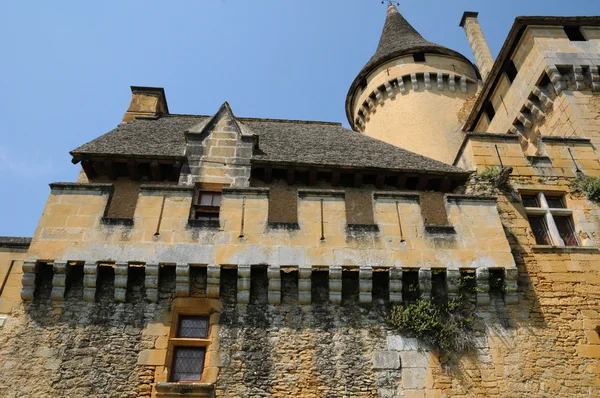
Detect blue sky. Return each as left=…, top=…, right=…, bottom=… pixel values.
left=0, top=0, right=598, bottom=237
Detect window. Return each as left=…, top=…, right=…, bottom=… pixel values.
left=505, top=60, right=518, bottom=83
left=564, top=26, right=587, bottom=42
left=413, top=53, right=426, bottom=63
left=191, top=190, right=222, bottom=221
left=484, top=102, right=496, bottom=122
left=522, top=192, right=579, bottom=247
left=169, top=315, right=211, bottom=382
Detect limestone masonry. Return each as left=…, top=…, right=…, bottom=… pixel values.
left=1, top=5, right=599, bottom=398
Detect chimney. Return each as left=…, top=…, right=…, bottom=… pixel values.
left=122, top=86, right=169, bottom=123
left=460, top=12, right=494, bottom=81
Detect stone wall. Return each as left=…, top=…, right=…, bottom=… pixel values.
left=1, top=259, right=598, bottom=397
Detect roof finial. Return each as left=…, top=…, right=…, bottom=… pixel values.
left=381, top=1, right=400, bottom=6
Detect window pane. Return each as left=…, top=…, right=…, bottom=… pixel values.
left=211, top=193, right=222, bottom=207
left=171, top=348, right=205, bottom=382
left=195, top=212, right=218, bottom=221
left=545, top=196, right=565, bottom=209
left=522, top=195, right=540, bottom=207
left=200, top=193, right=213, bottom=206
left=528, top=216, right=552, bottom=245
left=554, top=217, right=579, bottom=247
left=177, top=316, right=209, bottom=338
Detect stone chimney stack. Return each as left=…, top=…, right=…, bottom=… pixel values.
left=460, top=12, right=494, bottom=81
left=122, top=86, right=169, bottom=123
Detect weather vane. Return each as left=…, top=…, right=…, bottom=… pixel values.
left=381, top=1, right=400, bottom=5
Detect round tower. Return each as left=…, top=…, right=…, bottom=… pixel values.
left=346, top=5, right=479, bottom=164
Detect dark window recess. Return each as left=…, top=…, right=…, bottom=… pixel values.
left=505, top=60, right=518, bottom=83
left=485, top=102, right=496, bottom=122
left=413, top=53, right=426, bottom=62
left=528, top=215, right=552, bottom=245
left=177, top=316, right=209, bottom=338
left=170, top=347, right=206, bottom=382
left=554, top=217, right=579, bottom=247
left=192, top=191, right=221, bottom=221
left=521, top=195, right=540, bottom=208
left=564, top=26, right=587, bottom=41
left=545, top=196, right=566, bottom=209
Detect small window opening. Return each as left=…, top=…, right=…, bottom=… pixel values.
left=505, top=60, right=518, bottom=83
left=249, top=266, right=268, bottom=305
left=485, top=102, right=496, bottom=122
left=281, top=270, right=298, bottom=305
left=564, top=26, right=587, bottom=41
left=341, top=270, right=359, bottom=305
left=192, top=190, right=222, bottom=221
left=413, top=53, right=426, bottom=63
left=402, top=270, right=419, bottom=303
left=311, top=270, right=329, bottom=305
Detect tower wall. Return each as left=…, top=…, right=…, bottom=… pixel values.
left=351, top=55, right=478, bottom=165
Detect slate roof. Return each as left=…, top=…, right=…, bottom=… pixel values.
left=346, top=6, right=474, bottom=127
left=71, top=113, right=468, bottom=176
left=0, top=237, right=32, bottom=248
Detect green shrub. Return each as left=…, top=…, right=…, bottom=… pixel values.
left=387, top=299, right=474, bottom=357
left=576, top=176, right=600, bottom=201
left=478, top=166, right=500, bottom=180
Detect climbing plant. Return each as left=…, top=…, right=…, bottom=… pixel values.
left=571, top=175, right=600, bottom=201
left=386, top=298, right=475, bottom=358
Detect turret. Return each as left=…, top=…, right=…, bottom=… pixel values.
left=346, top=5, right=479, bottom=164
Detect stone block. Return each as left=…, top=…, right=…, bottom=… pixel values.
left=387, top=335, right=419, bottom=351
left=176, top=264, right=190, bottom=297
left=207, top=265, right=220, bottom=299
left=402, top=368, right=428, bottom=390
left=576, top=344, right=600, bottom=358
left=298, top=268, right=311, bottom=305
left=137, top=349, right=167, bottom=366
left=143, top=323, right=170, bottom=337
left=372, top=351, right=401, bottom=370
left=400, top=350, right=430, bottom=368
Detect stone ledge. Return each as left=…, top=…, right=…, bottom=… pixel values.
left=49, top=182, right=114, bottom=193
left=531, top=245, right=599, bottom=253
left=298, top=189, right=345, bottom=198
left=222, top=187, right=269, bottom=197
left=541, top=136, right=592, bottom=143
left=155, top=382, right=215, bottom=398
left=373, top=191, right=420, bottom=201
left=446, top=194, right=498, bottom=202
left=140, top=185, right=194, bottom=193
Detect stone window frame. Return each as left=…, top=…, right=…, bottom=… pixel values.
left=522, top=191, right=580, bottom=248
left=162, top=298, right=221, bottom=390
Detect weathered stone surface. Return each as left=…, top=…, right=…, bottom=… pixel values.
left=372, top=351, right=401, bottom=370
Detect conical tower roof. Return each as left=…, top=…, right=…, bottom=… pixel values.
left=346, top=6, right=475, bottom=125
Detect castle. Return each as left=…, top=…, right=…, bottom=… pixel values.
left=1, top=4, right=599, bottom=397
